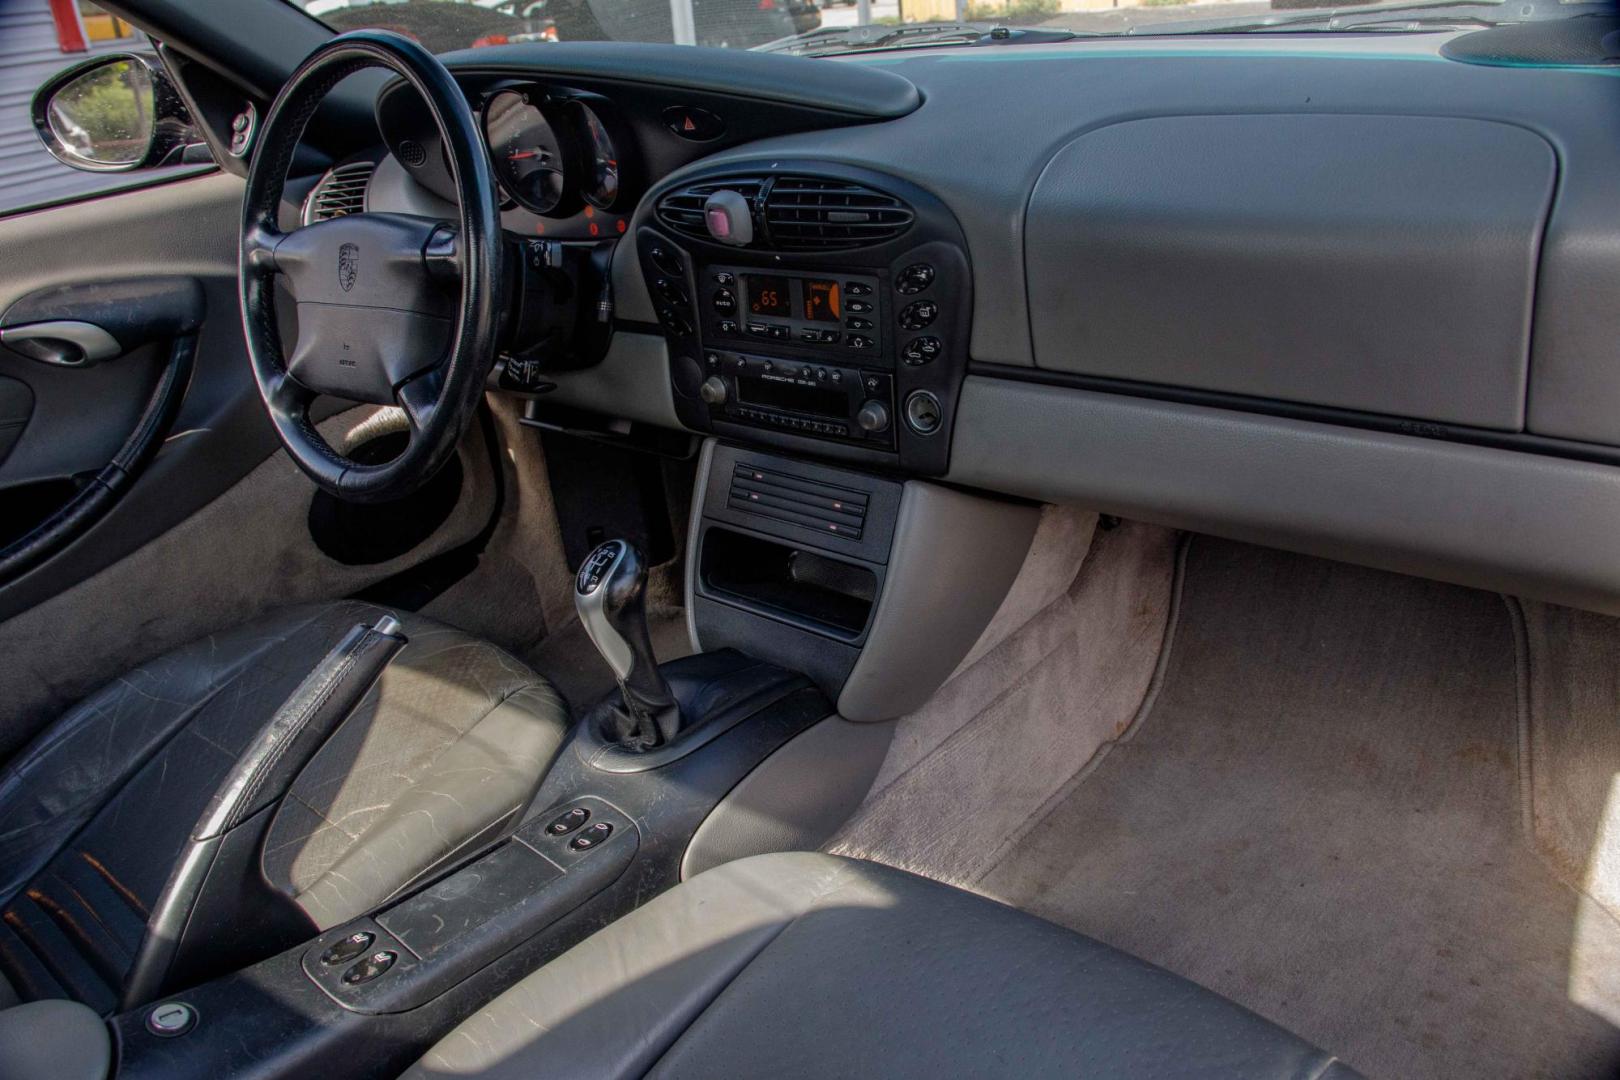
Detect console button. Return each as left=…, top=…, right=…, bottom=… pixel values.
left=798, top=328, right=822, bottom=343
left=845, top=281, right=873, bottom=296
left=746, top=322, right=770, bottom=337
left=718, top=319, right=738, bottom=335
left=663, top=106, right=725, bottom=140
left=342, top=950, right=397, bottom=985
left=845, top=317, right=873, bottom=331
left=768, top=325, right=791, bottom=341
left=657, top=307, right=692, bottom=336
left=905, top=390, right=944, bottom=435
left=897, top=263, right=936, bottom=294
left=712, top=289, right=737, bottom=316
left=648, top=244, right=683, bottom=276
left=570, top=822, right=615, bottom=851
left=545, top=807, right=591, bottom=836
left=321, top=931, right=374, bottom=967
left=902, top=335, right=943, bottom=365
left=899, top=300, right=938, bottom=331
left=654, top=277, right=688, bottom=306
left=846, top=335, right=875, bottom=350
left=704, top=352, right=721, bottom=373
left=846, top=299, right=874, bottom=314
left=714, top=271, right=736, bottom=287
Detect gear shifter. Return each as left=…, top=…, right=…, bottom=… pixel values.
left=574, top=539, right=680, bottom=750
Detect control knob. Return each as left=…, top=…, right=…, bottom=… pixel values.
left=856, top=399, right=890, bottom=433
left=699, top=376, right=728, bottom=406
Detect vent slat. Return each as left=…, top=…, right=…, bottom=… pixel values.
left=304, top=162, right=375, bottom=224
left=764, top=176, right=912, bottom=251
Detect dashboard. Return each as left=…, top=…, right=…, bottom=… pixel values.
left=324, top=32, right=1620, bottom=616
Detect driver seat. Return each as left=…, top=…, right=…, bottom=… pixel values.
left=0, top=600, right=568, bottom=1015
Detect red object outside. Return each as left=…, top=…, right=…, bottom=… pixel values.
left=50, top=0, right=89, bottom=53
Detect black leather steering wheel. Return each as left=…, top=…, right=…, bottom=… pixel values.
left=240, top=30, right=501, bottom=503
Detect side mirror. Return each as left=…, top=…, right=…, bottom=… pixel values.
left=31, top=54, right=204, bottom=173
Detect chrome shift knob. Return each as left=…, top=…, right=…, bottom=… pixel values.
left=574, top=539, right=677, bottom=747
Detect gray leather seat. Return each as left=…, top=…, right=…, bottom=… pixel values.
left=405, top=851, right=1361, bottom=1080
left=0, top=600, right=567, bottom=1013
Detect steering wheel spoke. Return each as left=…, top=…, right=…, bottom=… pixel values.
left=395, top=366, right=445, bottom=435
left=425, top=223, right=462, bottom=285
left=242, top=223, right=283, bottom=275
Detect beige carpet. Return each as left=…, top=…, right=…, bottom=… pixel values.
left=828, top=518, right=1179, bottom=886
left=962, top=538, right=1620, bottom=1080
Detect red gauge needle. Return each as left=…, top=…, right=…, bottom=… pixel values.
left=508, top=150, right=540, bottom=160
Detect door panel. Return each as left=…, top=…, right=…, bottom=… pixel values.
left=0, top=173, right=498, bottom=756
left=0, top=173, right=260, bottom=617
left=0, top=376, right=31, bottom=466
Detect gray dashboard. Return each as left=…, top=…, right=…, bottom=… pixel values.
left=376, top=32, right=1620, bottom=612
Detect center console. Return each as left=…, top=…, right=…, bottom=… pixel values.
left=635, top=163, right=971, bottom=476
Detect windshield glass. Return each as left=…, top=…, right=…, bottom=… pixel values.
left=288, top=0, right=1588, bottom=57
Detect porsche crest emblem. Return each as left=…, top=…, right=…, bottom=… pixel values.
left=338, top=243, right=359, bottom=292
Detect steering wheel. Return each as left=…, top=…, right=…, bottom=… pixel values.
left=239, top=30, right=501, bottom=503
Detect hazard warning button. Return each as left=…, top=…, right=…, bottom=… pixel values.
left=662, top=106, right=726, bottom=141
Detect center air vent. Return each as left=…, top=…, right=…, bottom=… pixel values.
left=763, top=177, right=913, bottom=250
left=303, top=161, right=375, bottom=224
left=655, top=175, right=913, bottom=251
left=656, top=177, right=766, bottom=240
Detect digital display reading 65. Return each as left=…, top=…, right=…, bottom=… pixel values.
left=803, top=279, right=841, bottom=322
left=745, top=275, right=791, bottom=318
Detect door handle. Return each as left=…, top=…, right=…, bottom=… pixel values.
left=0, top=276, right=205, bottom=368
left=0, top=320, right=123, bottom=367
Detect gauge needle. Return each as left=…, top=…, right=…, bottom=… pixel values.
left=508, top=150, right=541, bottom=160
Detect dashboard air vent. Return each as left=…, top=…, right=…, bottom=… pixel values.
left=763, top=177, right=913, bottom=250
left=655, top=177, right=766, bottom=241
left=304, top=161, right=375, bottom=224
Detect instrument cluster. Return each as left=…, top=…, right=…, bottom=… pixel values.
left=483, top=87, right=625, bottom=220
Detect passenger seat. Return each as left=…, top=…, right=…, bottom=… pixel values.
left=403, top=852, right=1359, bottom=1079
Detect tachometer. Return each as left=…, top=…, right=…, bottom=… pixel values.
left=484, top=90, right=577, bottom=217
left=581, top=104, right=621, bottom=211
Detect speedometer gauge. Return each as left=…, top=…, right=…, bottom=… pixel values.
left=484, top=90, right=577, bottom=217
left=581, top=105, right=621, bottom=211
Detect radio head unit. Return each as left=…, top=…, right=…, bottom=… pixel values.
left=698, top=350, right=895, bottom=448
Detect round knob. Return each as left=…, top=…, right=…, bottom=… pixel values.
left=856, top=400, right=890, bottom=433
left=699, top=376, right=728, bottom=406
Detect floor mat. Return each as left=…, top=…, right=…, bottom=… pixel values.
left=827, top=520, right=1176, bottom=886
left=974, top=538, right=1620, bottom=1080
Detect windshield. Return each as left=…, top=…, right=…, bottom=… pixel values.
left=288, top=0, right=1593, bottom=57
